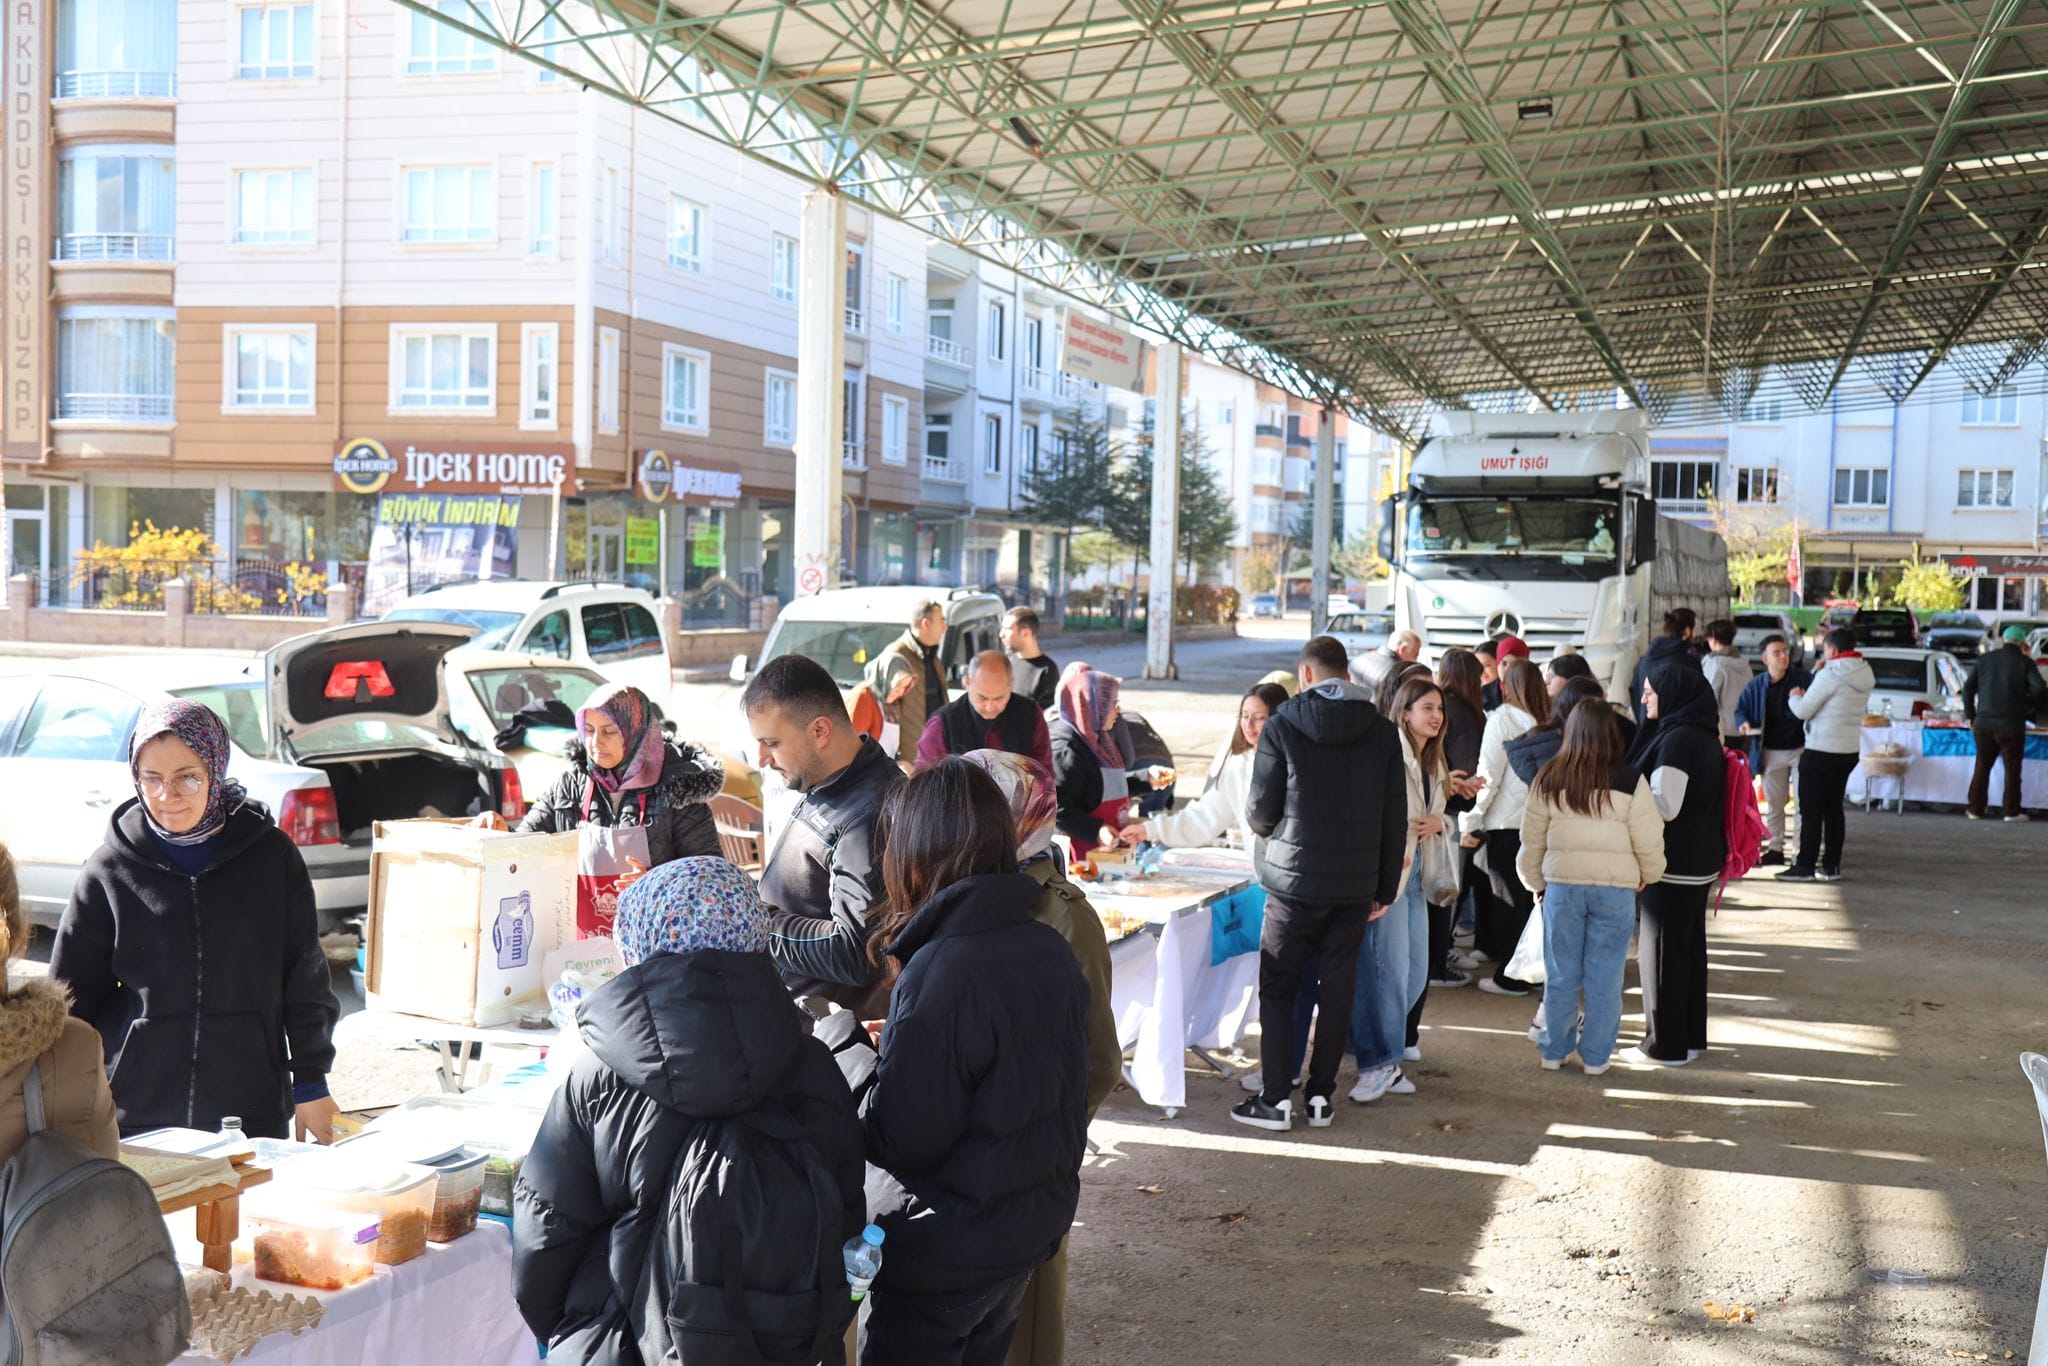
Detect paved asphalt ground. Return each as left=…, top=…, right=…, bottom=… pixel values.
left=8, top=619, right=2046, bottom=1361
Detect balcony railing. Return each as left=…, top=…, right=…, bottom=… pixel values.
left=57, top=392, right=174, bottom=421
left=923, top=455, right=964, bottom=482
left=55, top=70, right=175, bottom=99
left=925, top=334, right=968, bottom=365
left=58, top=233, right=175, bottom=262
left=844, top=307, right=864, bottom=334
left=842, top=438, right=866, bottom=469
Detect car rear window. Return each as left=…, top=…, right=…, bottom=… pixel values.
left=1855, top=611, right=1912, bottom=625
left=1734, top=614, right=1783, bottom=628
left=385, top=607, right=524, bottom=650
left=1866, top=657, right=1926, bottom=688
left=466, top=667, right=605, bottom=729
left=170, top=684, right=268, bottom=757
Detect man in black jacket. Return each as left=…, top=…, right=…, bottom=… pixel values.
left=1001, top=607, right=1060, bottom=712
left=1629, top=607, right=1702, bottom=724
left=1963, top=624, right=2048, bottom=820
left=1235, top=635, right=1406, bottom=1133
left=743, top=655, right=906, bottom=1011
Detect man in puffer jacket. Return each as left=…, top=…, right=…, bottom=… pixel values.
left=1778, top=627, right=1875, bottom=882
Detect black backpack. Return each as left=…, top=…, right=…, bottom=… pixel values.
left=649, top=1103, right=852, bottom=1366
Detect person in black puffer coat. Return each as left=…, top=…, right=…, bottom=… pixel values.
left=493, top=683, right=721, bottom=870
left=860, top=760, right=1089, bottom=1366
left=513, top=857, right=864, bottom=1366
left=1628, top=608, right=1703, bottom=725
left=1625, top=662, right=1727, bottom=1066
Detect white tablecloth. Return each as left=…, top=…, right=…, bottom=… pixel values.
left=1847, top=722, right=2048, bottom=809
left=174, top=1219, right=538, bottom=1366
left=1096, top=870, right=1261, bottom=1111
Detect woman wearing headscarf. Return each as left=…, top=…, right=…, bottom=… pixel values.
left=1625, top=662, right=1727, bottom=1067
left=513, top=857, right=865, bottom=1363
left=958, top=751, right=1118, bottom=1366
left=52, top=699, right=339, bottom=1140
left=1047, top=663, right=1168, bottom=856
left=482, top=683, right=723, bottom=880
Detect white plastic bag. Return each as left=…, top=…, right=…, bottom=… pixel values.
left=1504, top=891, right=1547, bottom=985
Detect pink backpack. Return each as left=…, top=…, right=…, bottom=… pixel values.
left=1717, top=746, right=1770, bottom=908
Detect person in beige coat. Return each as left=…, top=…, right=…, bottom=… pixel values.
left=1517, top=703, right=1666, bottom=1076
left=872, top=599, right=950, bottom=768
left=0, top=842, right=118, bottom=1161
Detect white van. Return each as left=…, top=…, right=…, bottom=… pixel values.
left=732, top=586, right=1008, bottom=691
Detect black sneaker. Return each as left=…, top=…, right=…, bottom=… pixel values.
left=1775, top=866, right=1816, bottom=882
left=1758, top=850, right=1786, bottom=867
left=1304, top=1095, right=1333, bottom=1128
left=1229, top=1096, right=1293, bottom=1132
left=1815, top=868, right=1842, bottom=882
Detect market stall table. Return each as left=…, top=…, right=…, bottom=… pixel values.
left=1848, top=720, right=2048, bottom=810
left=171, top=1217, right=538, bottom=1366
left=333, top=1009, right=563, bottom=1093
left=1089, top=851, right=1263, bottom=1117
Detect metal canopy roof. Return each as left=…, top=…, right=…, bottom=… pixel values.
left=420, top=0, right=2048, bottom=439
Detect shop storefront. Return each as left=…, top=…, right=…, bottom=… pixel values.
left=632, top=449, right=751, bottom=625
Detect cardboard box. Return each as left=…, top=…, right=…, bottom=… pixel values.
left=365, top=819, right=578, bottom=1027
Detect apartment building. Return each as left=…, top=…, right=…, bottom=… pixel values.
left=3, top=0, right=1155, bottom=617
left=1651, top=367, right=2048, bottom=610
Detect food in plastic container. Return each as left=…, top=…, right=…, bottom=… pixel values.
left=477, top=1144, right=523, bottom=1217
left=266, top=1152, right=437, bottom=1266
left=246, top=1207, right=380, bottom=1290
left=336, top=1133, right=488, bottom=1243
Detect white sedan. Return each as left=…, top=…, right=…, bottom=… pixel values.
left=1859, top=647, right=1966, bottom=721
left=1327, top=609, right=1393, bottom=660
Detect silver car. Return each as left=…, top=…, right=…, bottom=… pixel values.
left=1732, top=610, right=1805, bottom=668
left=1328, top=609, right=1394, bottom=660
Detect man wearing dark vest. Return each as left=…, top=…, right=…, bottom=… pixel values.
left=913, top=650, right=1052, bottom=773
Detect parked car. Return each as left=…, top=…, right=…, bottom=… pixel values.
left=732, top=585, right=1007, bottom=691
left=1860, top=647, right=1965, bottom=720
left=1920, top=611, right=1987, bottom=661
left=382, top=580, right=672, bottom=700
left=1811, top=603, right=1857, bottom=652
left=445, top=649, right=760, bottom=806
left=0, top=622, right=520, bottom=930
left=1849, top=606, right=1918, bottom=648
left=1732, top=610, right=1806, bottom=668
left=1249, top=593, right=1280, bottom=619
left=1983, top=616, right=2048, bottom=659
left=1327, top=609, right=1394, bottom=661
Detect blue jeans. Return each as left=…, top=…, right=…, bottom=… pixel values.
left=1351, top=879, right=1423, bottom=1071
left=1537, top=882, right=1637, bottom=1067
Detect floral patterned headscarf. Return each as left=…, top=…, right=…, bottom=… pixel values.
left=129, top=698, right=246, bottom=846
left=1056, top=663, right=1126, bottom=769
left=960, top=750, right=1058, bottom=862
left=614, top=856, right=769, bottom=965
left=578, top=683, right=668, bottom=794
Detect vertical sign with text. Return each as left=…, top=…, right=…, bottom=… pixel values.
left=4, top=0, right=49, bottom=460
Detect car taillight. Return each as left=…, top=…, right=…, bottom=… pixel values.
left=280, top=788, right=340, bottom=846
left=1910, top=700, right=1932, bottom=718
left=499, top=767, right=524, bottom=820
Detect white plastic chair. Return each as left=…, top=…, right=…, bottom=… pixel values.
left=2021, top=1052, right=2048, bottom=1364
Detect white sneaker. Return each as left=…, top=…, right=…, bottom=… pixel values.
left=1388, top=1071, right=1416, bottom=1095
left=1348, top=1065, right=1398, bottom=1104
left=1527, top=1022, right=1543, bottom=1043
left=1582, top=1060, right=1611, bottom=1076
left=1304, top=1095, right=1333, bottom=1127
left=1450, top=948, right=1495, bottom=971
left=1623, top=1046, right=1690, bottom=1068
left=1403, top=1045, right=1422, bottom=1063
left=1539, top=1057, right=1563, bottom=1071
left=1686, top=1048, right=1704, bottom=1062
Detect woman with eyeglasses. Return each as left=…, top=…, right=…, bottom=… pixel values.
left=51, top=699, right=340, bottom=1141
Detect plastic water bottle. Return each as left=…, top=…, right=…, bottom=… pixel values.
left=843, top=1224, right=884, bottom=1302
left=217, top=1115, right=246, bottom=1146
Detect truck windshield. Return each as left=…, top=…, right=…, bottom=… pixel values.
left=1406, top=496, right=1620, bottom=564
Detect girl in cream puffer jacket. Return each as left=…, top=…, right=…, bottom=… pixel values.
left=1516, top=767, right=1668, bottom=894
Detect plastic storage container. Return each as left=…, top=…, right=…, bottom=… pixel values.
left=245, top=1205, right=381, bottom=1291
left=268, top=1152, right=437, bottom=1266
left=474, top=1141, right=524, bottom=1218
left=336, top=1132, right=489, bottom=1243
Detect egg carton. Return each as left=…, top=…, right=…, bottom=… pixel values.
left=186, top=1280, right=327, bottom=1362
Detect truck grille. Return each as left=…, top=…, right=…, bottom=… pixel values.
left=1422, top=614, right=1586, bottom=654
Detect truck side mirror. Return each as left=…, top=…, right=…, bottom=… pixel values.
left=728, top=653, right=749, bottom=683
left=1378, top=497, right=1397, bottom=565
left=1630, top=498, right=1657, bottom=569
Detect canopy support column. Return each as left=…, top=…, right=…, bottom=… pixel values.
left=1144, top=343, right=1182, bottom=680
left=793, top=187, right=847, bottom=596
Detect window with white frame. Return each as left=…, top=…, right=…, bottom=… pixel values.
left=391, top=326, right=494, bottom=412
left=843, top=245, right=864, bottom=332
left=662, top=344, right=709, bottom=433
left=225, top=327, right=313, bottom=410
left=984, top=300, right=1006, bottom=361
left=925, top=412, right=952, bottom=467
left=1957, top=468, right=2015, bottom=509
left=1051, top=428, right=1070, bottom=471
left=770, top=234, right=798, bottom=302
left=1020, top=424, right=1039, bottom=474
left=400, top=165, right=492, bottom=243
left=527, top=161, right=557, bottom=255
left=233, top=168, right=314, bottom=245
left=1651, top=458, right=1717, bottom=504
left=882, top=394, right=908, bottom=465
left=842, top=373, right=865, bottom=463
left=520, top=323, right=557, bottom=429
left=983, top=412, right=1003, bottom=474
left=58, top=148, right=175, bottom=260
left=1961, top=385, right=2019, bottom=426
left=1733, top=465, right=1778, bottom=504
left=597, top=327, right=620, bottom=433
left=597, top=164, right=619, bottom=261
left=55, top=310, right=175, bottom=421
left=667, top=195, right=706, bottom=273
left=1832, top=467, right=1890, bottom=507
left=406, top=0, right=496, bottom=74
left=236, top=3, right=313, bottom=79
left=885, top=275, right=907, bottom=334
left=531, top=10, right=562, bottom=82
left=764, top=370, right=796, bottom=446
left=1738, top=393, right=1783, bottom=424
left=1252, top=452, right=1282, bottom=486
